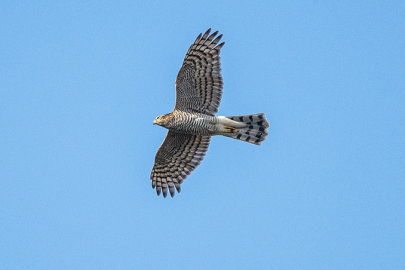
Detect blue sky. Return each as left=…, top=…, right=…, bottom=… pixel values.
left=1, top=1, right=404, bottom=269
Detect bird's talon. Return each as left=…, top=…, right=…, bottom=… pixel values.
left=225, top=125, right=238, bottom=133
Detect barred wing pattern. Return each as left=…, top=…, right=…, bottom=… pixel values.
left=151, top=131, right=211, bottom=198
left=175, top=29, right=225, bottom=116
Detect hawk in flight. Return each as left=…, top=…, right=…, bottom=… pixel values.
left=151, top=29, right=269, bottom=197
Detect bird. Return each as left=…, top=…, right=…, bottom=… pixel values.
left=151, top=28, right=269, bottom=198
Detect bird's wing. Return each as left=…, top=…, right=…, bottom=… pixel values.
left=151, top=131, right=211, bottom=197
left=174, top=29, right=225, bottom=116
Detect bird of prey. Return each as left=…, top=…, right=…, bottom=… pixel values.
left=151, top=28, right=269, bottom=197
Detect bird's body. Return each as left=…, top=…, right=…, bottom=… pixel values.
left=154, top=111, right=218, bottom=135
left=151, top=29, right=269, bottom=197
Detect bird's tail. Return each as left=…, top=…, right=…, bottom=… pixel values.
left=222, top=113, right=269, bottom=145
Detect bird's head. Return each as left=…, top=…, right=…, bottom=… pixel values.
left=153, top=114, right=172, bottom=127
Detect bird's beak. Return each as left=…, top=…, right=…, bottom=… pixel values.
left=153, top=119, right=157, bottom=125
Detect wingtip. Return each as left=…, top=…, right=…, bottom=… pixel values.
left=202, top=28, right=211, bottom=39
left=195, top=33, right=202, bottom=43
left=216, top=42, right=225, bottom=50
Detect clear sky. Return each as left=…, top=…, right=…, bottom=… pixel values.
left=1, top=1, right=404, bottom=269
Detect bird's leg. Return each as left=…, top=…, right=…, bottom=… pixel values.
left=224, top=125, right=238, bottom=133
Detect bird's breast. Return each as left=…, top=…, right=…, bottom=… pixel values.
left=168, top=113, right=218, bottom=135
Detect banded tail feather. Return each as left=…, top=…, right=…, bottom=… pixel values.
left=224, top=113, right=269, bottom=145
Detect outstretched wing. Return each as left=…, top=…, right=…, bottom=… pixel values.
left=175, top=29, right=225, bottom=116
left=151, top=131, right=211, bottom=197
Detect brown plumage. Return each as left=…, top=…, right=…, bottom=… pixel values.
left=151, top=29, right=269, bottom=197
